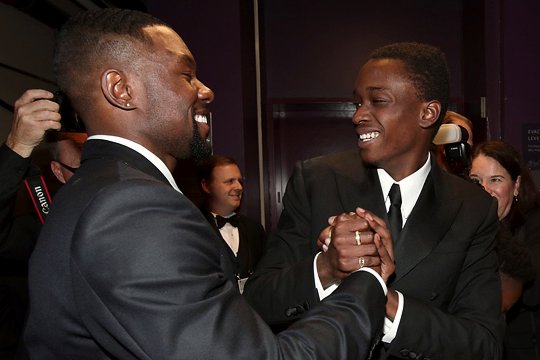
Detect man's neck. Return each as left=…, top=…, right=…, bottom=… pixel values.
left=383, top=152, right=430, bottom=182
left=207, top=205, right=236, bottom=218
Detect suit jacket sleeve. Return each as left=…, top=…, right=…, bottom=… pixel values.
left=0, top=143, right=40, bottom=257
left=70, top=179, right=386, bottom=359
left=244, top=160, right=324, bottom=324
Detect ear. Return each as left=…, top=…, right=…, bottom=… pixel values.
left=419, top=100, right=441, bottom=129
left=514, top=175, right=521, bottom=196
left=101, top=69, right=136, bottom=110
left=201, top=179, right=212, bottom=195
left=51, top=161, right=66, bottom=184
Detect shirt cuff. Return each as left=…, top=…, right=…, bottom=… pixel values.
left=382, top=290, right=404, bottom=343
left=313, top=252, right=388, bottom=300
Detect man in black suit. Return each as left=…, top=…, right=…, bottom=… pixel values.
left=244, top=43, right=505, bottom=359
left=21, top=9, right=396, bottom=359
left=197, top=155, right=266, bottom=292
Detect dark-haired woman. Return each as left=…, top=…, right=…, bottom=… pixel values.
left=469, top=140, right=540, bottom=360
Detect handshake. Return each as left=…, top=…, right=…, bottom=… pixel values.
left=316, top=207, right=395, bottom=286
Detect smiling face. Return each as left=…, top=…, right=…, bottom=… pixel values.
left=203, top=164, right=244, bottom=216
left=352, top=59, right=436, bottom=181
left=141, top=25, right=214, bottom=162
left=469, top=154, right=521, bottom=220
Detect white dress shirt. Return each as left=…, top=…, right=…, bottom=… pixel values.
left=211, top=212, right=240, bottom=256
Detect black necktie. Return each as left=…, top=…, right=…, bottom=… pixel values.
left=215, top=214, right=239, bottom=229
left=388, top=184, right=402, bottom=241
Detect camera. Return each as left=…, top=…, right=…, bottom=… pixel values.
left=433, top=124, right=471, bottom=178
left=45, top=92, right=85, bottom=133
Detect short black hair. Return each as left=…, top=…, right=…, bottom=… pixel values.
left=53, top=9, right=169, bottom=112
left=370, top=42, right=451, bottom=130
left=196, top=155, right=238, bottom=189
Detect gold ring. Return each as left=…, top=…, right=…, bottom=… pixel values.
left=355, top=231, right=361, bottom=246
left=359, top=257, right=365, bottom=268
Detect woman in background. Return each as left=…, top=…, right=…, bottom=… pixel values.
left=469, top=140, right=540, bottom=360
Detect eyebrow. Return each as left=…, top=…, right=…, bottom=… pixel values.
left=352, top=87, right=389, bottom=96
left=367, top=86, right=389, bottom=92
left=175, top=53, right=196, bottom=69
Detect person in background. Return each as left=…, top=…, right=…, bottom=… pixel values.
left=495, top=229, right=537, bottom=317
left=196, top=155, right=266, bottom=292
left=469, top=140, right=540, bottom=360
left=0, top=89, right=85, bottom=358
left=47, top=131, right=87, bottom=184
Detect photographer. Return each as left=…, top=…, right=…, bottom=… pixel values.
left=0, top=89, right=85, bottom=356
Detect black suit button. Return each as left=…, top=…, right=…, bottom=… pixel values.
left=408, top=351, right=417, bottom=359
left=296, top=305, right=305, bottom=314
left=285, top=307, right=298, bottom=317
left=303, top=301, right=310, bottom=310
left=429, top=292, right=439, bottom=301
left=400, top=349, right=410, bottom=357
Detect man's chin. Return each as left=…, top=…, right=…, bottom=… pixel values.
left=190, top=143, right=212, bottom=162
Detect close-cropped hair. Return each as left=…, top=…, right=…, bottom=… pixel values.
left=53, top=9, right=169, bottom=109
left=196, top=155, right=238, bottom=187
left=370, top=42, right=451, bottom=130
left=472, top=141, right=540, bottom=230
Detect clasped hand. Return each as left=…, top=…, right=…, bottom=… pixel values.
left=316, top=207, right=395, bottom=285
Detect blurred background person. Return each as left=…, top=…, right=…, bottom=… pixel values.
left=469, top=140, right=540, bottom=360
left=197, top=155, right=266, bottom=293
left=496, top=229, right=537, bottom=317
left=0, top=89, right=86, bottom=359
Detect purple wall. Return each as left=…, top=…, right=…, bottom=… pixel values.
left=501, top=0, right=540, bottom=150
left=262, top=0, right=464, bottom=100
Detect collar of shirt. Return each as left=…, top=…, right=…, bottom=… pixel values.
left=86, top=135, right=182, bottom=193
left=377, top=153, right=431, bottom=224
left=210, top=211, right=237, bottom=221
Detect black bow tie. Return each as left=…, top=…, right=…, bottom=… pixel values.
left=215, top=214, right=239, bottom=229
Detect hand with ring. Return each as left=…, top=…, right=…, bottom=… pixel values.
left=316, top=212, right=380, bottom=286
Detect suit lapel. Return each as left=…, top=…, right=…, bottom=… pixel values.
left=334, top=162, right=387, bottom=219
left=81, top=139, right=170, bottom=187
left=390, top=158, right=463, bottom=284
left=236, top=217, right=251, bottom=276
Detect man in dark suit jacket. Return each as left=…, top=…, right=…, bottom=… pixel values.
left=197, top=155, right=266, bottom=290
left=21, top=9, right=396, bottom=359
left=244, top=43, right=505, bottom=359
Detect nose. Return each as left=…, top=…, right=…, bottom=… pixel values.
left=352, top=104, right=369, bottom=125
left=481, top=180, right=493, bottom=195
left=235, top=181, right=243, bottom=191
left=197, top=80, right=214, bottom=104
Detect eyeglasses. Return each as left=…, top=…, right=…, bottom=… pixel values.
left=58, top=162, right=79, bottom=173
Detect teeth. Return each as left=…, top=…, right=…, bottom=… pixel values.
left=360, top=132, right=380, bottom=142
left=195, top=115, right=208, bottom=124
